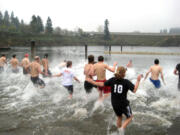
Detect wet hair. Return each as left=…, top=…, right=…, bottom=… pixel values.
left=154, top=59, right=159, bottom=64
left=44, top=53, right=48, bottom=58
left=66, top=61, right=72, bottom=68
left=88, top=55, right=94, bottom=64
left=12, top=54, right=16, bottom=58
left=98, top=56, right=104, bottom=62
left=115, top=66, right=126, bottom=79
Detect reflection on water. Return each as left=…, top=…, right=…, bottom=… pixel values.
left=0, top=46, right=180, bottom=135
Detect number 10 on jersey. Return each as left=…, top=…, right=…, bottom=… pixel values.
left=114, top=84, right=123, bottom=93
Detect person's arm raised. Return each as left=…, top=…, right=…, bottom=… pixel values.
left=106, top=62, right=117, bottom=72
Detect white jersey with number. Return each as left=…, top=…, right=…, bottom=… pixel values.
left=60, top=67, right=74, bottom=86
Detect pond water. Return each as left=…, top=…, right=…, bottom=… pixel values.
left=0, top=46, right=180, bottom=135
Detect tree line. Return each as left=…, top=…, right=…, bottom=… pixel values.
left=0, top=10, right=53, bottom=34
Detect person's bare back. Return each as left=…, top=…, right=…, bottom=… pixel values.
left=94, top=62, right=107, bottom=80
left=84, top=63, right=94, bottom=80
left=30, top=61, right=41, bottom=77
left=0, top=56, right=6, bottom=67
left=150, top=65, right=162, bottom=80
left=10, top=56, right=19, bottom=69
left=21, top=57, right=30, bottom=68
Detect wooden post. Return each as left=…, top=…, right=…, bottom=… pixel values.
left=31, top=41, right=35, bottom=60
left=85, top=44, right=88, bottom=59
left=109, top=45, right=111, bottom=55
left=121, top=45, right=123, bottom=53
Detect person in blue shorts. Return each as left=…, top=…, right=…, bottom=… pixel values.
left=144, top=59, right=165, bottom=88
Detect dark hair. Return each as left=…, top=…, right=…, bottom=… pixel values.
left=66, top=61, right=72, bottom=67
left=44, top=53, right=48, bottom=58
left=1, top=54, right=5, bottom=57
left=12, top=54, right=16, bottom=58
left=154, top=59, right=159, bottom=64
left=98, top=56, right=104, bottom=62
left=88, top=55, right=94, bottom=64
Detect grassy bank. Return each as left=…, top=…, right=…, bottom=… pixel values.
left=0, top=31, right=180, bottom=47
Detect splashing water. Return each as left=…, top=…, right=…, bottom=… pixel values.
left=0, top=51, right=180, bottom=135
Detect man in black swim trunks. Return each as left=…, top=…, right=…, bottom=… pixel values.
left=28, top=56, right=47, bottom=88
left=174, top=63, right=180, bottom=90
left=84, top=55, right=97, bottom=94
left=87, top=66, right=142, bottom=134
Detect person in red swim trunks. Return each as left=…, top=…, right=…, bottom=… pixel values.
left=93, top=55, right=117, bottom=101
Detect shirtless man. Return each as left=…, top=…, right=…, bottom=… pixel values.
left=126, top=60, right=132, bottom=68
left=174, top=63, right=180, bottom=90
left=0, top=54, right=7, bottom=73
left=84, top=55, right=97, bottom=94
left=21, top=53, right=30, bottom=75
left=10, top=54, right=19, bottom=73
left=28, top=56, right=46, bottom=88
left=41, top=54, right=52, bottom=77
left=93, top=55, right=117, bottom=101
left=144, top=59, right=165, bottom=88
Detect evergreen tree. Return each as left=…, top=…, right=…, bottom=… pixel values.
left=14, top=17, right=20, bottom=29
left=4, top=10, right=10, bottom=26
left=0, top=11, right=3, bottom=25
left=45, top=17, right=53, bottom=34
left=30, top=15, right=38, bottom=33
left=37, top=16, right=44, bottom=33
left=10, top=11, right=15, bottom=23
left=104, top=19, right=110, bottom=40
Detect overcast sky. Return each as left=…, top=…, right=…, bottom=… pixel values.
left=0, top=0, right=179, bottom=32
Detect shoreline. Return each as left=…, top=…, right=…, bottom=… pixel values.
left=104, top=51, right=180, bottom=55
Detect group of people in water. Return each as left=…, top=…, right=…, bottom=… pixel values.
left=0, top=53, right=180, bottom=134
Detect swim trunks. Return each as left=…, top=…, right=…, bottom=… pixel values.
left=112, top=103, right=132, bottom=118
left=150, top=78, right=161, bottom=88
left=31, top=76, right=45, bottom=87
left=96, top=80, right=111, bottom=94
left=23, top=67, right=30, bottom=74
left=84, top=81, right=97, bottom=93
left=12, top=68, right=19, bottom=73
left=63, top=85, right=73, bottom=94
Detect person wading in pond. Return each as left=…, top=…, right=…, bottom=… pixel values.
left=21, top=53, right=30, bottom=75
left=93, top=55, right=117, bottom=102
left=174, top=63, right=180, bottom=90
left=86, top=66, right=142, bottom=134
left=53, top=61, right=80, bottom=99
left=28, top=56, right=47, bottom=88
left=144, top=59, right=165, bottom=88
left=41, top=53, right=52, bottom=77
left=10, top=54, right=20, bottom=73
left=84, top=55, right=97, bottom=94
left=126, top=60, right=133, bottom=68
left=0, top=54, right=7, bottom=73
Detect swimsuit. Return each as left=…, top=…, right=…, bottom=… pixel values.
left=96, top=80, right=111, bottom=94
left=150, top=78, right=161, bottom=88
